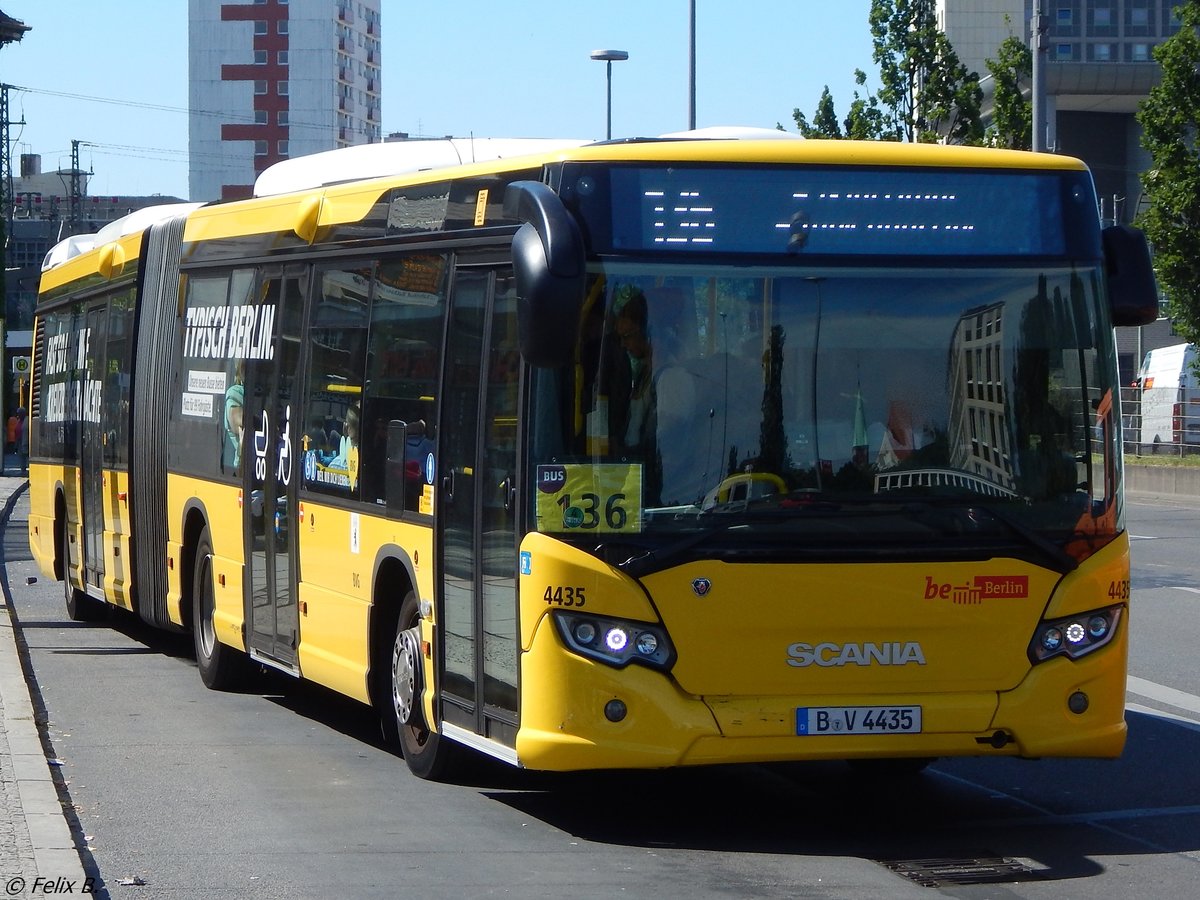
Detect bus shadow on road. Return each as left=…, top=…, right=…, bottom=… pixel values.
left=55, top=606, right=1200, bottom=889
left=31, top=605, right=394, bottom=750
left=104, top=609, right=196, bottom=660
left=482, top=708, right=1200, bottom=887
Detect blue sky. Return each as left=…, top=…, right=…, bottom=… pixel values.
left=0, top=1, right=874, bottom=200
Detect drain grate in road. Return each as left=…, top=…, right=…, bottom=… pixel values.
left=879, top=856, right=1042, bottom=888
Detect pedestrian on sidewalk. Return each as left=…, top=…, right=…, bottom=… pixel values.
left=5, top=409, right=16, bottom=454
left=15, top=408, right=27, bottom=475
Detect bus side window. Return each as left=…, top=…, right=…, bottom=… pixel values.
left=303, top=264, right=372, bottom=499
left=366, top=253, right=450, bottom=515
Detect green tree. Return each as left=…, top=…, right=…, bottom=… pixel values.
left=869, top=0, right=983, bottom=143
left=985, top=32, right=1032, bottom=150
left=791, top=74, right=890, bottom=140
left=792, top=86, right=844, bottom=138
left=844, top=69, right=890, bottom=140
left=1137, top=0, right=1200, bottom=344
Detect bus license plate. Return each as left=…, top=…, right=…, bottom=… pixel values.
left=796, top=706, right=922, bottom=736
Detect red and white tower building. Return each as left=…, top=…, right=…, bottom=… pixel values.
left=188, top=0, right=382, bottom=202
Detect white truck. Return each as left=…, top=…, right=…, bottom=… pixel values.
left=1134, top=343, right=1200, bottom=452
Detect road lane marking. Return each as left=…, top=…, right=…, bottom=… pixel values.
left=961, top=801, right=1200, bottom=829
left=1127, top=702, right=1200, bottom=734
left=1127, top=675, right=1200, bottom=716
left=1129, top=534, right=1158, bottom=540
left=926, top=684, right=1200, bottom=850
left=1169, top=586, right=1200, bottom=595
left=932, top=770, right=1174, bottom=852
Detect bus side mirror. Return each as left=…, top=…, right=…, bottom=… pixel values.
left=504, top=181, right=586, bottom=368
left=1103, top=224, right=1160, bottom=327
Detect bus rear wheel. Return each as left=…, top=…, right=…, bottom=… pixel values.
left=192, top=527, right=251, bottom=690
left=390, top=591, right=455, bottom=780
left=64, top=573, right=106, bottom=622
left=58, top=512, right=105, bottom=622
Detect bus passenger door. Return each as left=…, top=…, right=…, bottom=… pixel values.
left=242, top=270, right=306, bottom=670
left=78, top=303, right=107, bottom=597
left=438, top=265, right=522, bottom=747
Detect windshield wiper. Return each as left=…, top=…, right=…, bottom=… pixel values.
left=619, top=496, right=1079, bottom=578
left=973, top=503, right=1079, bottom=573
left=905, top=499, right=1078, bottom=574
left=618, top=516, right=745, bottom=578
left=619, top=499, right=945, bottom=577
left=616, top=501, right=865, bottom=575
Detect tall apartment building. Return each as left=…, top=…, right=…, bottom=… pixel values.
left=938, top=1, right=1171, bottom=221
left=937, top=1, right=1180, bottom=385
left=188, top=0, right=382, bottom=202
left=939, top=0, right=1180, bottom=72
left=935, top=1, right=1025, bottom=75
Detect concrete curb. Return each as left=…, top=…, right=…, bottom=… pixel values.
left=0, top=480, right=90, bottom=888
left=1125, top=463, right=1200, bottom=497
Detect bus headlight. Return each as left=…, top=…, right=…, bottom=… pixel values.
left=554, top=611, right=675, bottom=671
left=1040, top=627, right=1064, bottom=654
left=1028, top=605, right=1122, bottom=664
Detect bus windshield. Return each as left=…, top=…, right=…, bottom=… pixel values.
left=527, top=263, right=1121, bottom=569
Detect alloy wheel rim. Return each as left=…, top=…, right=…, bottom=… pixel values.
left=392, top=630, right=415, bottom=725
left=198, top=557, right=216, bottom=656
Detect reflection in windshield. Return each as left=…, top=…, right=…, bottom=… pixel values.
left=529, top=264, right=1120, bottom=556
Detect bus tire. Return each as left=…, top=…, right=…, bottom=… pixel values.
left=58, top=506, right=105, bottom=622
left=391, top=591, right=455, bottom=780
left=192, top=526, right=250, bottom=690
left=64, top=572, right=107, bottom=622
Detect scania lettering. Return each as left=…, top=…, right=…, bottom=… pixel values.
left=787, top=641, right=927, bottom=668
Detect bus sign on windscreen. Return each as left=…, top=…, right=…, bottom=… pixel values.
left=592, top=165, right=1093, bottom=258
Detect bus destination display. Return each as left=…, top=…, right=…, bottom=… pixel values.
left=604, top=166, right=1075, bottom=257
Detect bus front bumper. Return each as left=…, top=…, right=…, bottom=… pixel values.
left=514, top=624, right=1127, bottom=771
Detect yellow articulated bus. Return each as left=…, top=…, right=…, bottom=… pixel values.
left=28, top=132, right=1158, bottom=780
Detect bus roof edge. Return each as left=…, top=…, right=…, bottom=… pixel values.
left=41, top=201, right=206, bottom=272
left=252, top=138, right=592, bottom=198
left=657, top=126, right=805, bottom=141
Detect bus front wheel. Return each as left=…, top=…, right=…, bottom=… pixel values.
left=391, top=591, right=455, bottom=780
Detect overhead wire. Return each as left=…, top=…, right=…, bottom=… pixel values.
left=5, top=82, right=387, bottom=169
left=9, top=83, right=385, bottom=135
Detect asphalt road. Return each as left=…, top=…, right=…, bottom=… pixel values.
left=4, top=489, right=1200, bottom=899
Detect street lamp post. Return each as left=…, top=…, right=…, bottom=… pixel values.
left=590, top=49, right=629, bottom=140
left=688, top=0, right=696, bottom=130
left=1031, top=0, right=1049, bottom=152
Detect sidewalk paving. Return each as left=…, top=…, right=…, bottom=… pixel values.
left=0, top=469, right=90, bottom=892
